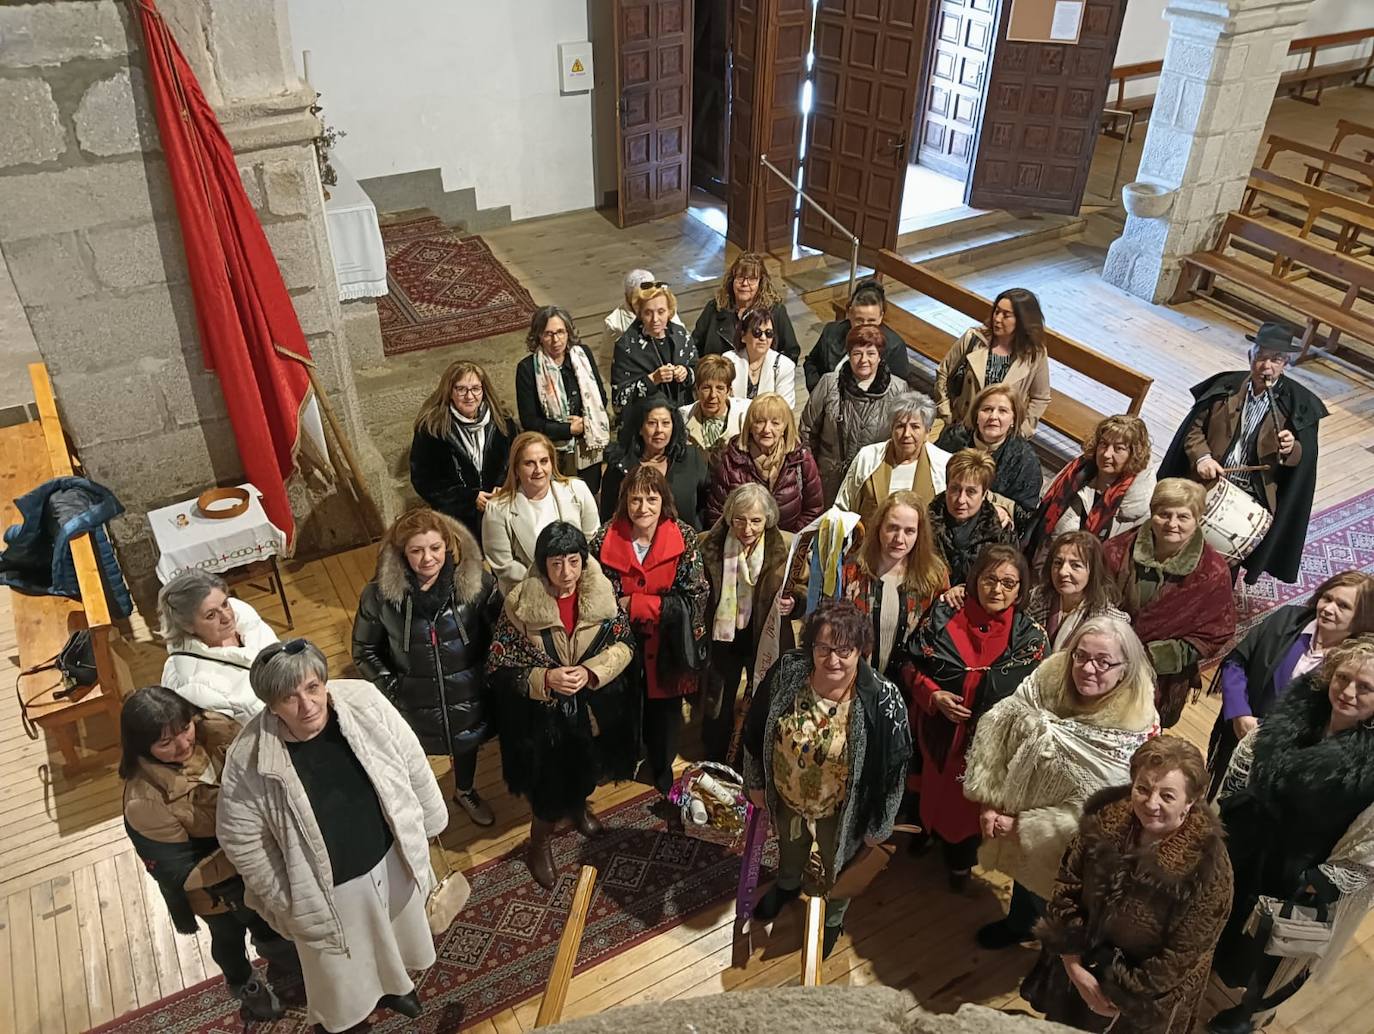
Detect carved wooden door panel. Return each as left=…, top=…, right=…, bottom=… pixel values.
left=966, top=0, right=1125, bottom=214
left=800, top=0, right=929, bottom=255
left=616, top=0, right=694, bottom=227
left=915, top=0, right=995, bottom=180
left=727, top=0, right=812, bottom=251
left=692, top=0, right=731, bottom=197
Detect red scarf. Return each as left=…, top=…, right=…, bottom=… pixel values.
left=1030, top=455, right=1135, bottom=556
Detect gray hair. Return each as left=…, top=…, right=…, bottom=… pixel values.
left=157, top=569, right=229, bottom=641
left=891, top=393, right=936, bottom=433
left=624, top=267, right=655, bottom=305
left=720, top=482, right=780, bottom=530
left=249, top=639, right=329, bottom=707
left=1062, top=615, right=1154, bottom=697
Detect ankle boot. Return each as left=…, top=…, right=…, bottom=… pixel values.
left=527, top=818, right=558, bottom=890
left=575, top=802, right=604, bottom=837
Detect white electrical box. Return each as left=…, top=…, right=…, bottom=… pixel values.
left=558, top=41, right=593, bottom=94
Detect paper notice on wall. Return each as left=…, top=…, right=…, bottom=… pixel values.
left=1049, top=0, right=1084, bottom=41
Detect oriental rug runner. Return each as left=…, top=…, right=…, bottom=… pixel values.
left=89, top=789, right=772, bottom=1033
left=376, top=215, right=536, bottom=356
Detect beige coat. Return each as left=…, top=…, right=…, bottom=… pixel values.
left=935, top=326, right=1051, bottom=436
left=216, top=679, right=448, bottom=954
left=482, top=479, right=601, bottom=595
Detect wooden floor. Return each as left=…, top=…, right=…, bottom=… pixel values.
left=5, top=93, right=1374, bottom=1034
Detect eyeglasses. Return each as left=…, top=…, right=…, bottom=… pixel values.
left=540, top=329, right=569, bottom=341
left=452, top=385, right=483, bottom=397
left=749, top=327, right=775, bottom=340
left=734, top=274, right=761, bottom=284
left=639, top=280, right=668, bottom=290
left=978, top=576, right=1021, bottom=591
left=813, top=643, right=856, bottom=660
left=1071, top=649, right=1125, bottom=673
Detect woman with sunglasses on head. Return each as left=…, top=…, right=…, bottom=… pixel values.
left=409, top=359, right=518, bottom=543
left=216, top=639, right=448, bottom=1033
left=516, top=305, right=610, bottom=497
left=690, top=252, right=800, bottom=361
left=612, top=281, right=698, bottom=411
left=905, top=544, right=1047, bottom=890
left=604, top=267, right=685, bottom=350
left=722, top=307, right=797, bottom=407
left=963, top=616, right=1159, bottom=951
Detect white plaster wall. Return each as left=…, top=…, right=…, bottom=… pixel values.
left=286, top=0, right=596, bottom=220
left=1114, top=0, right=1370, bottom=95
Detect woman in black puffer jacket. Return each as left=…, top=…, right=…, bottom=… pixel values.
left=352, top=507, right=503, bottom=826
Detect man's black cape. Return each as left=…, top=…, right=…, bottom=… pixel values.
left=1157, top=370, right=1326, bottom=585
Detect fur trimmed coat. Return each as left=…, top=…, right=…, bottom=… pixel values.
left=351, top=516, right=502, bottom=759
left=1027, top=786, right=1233, bottom=1034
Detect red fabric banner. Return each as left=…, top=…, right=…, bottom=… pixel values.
left=134, top=0, right=314, bottom=548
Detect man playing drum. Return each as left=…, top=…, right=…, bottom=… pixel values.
left=1158, top=323, right=1326, bottom=585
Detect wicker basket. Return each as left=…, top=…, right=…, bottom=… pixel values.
left=669, top=761, right=754, bottom=850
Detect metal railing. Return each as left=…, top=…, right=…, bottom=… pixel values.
left=1098, top=108, right=1137, bottom=203
left=759, top=155, right=861, bottom=299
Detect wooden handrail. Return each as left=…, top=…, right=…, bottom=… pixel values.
left=872, top=250, right=1153, bottom=410
left=1287, top=28, right=1374, bottom=54
left=27, top=362, right=112, bottom=628
left=534, top=865, right=598, bottom=1028
left=799, top=895, right=825, bottom=986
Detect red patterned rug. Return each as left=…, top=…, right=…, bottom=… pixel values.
left=376, top=215, right=536, bottom=356
left=89, top=789, right=772, bottom=1033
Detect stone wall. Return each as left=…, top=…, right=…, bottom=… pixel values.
left=0, top=0, right=388, bottom=614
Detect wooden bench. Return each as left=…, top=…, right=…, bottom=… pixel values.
left=1171, top=212, right=1374, bottom=361
left=7, top=363, right=130, bottom=769
left=1279, top=29, right=1374, bottom=104
left=1331, top=117, right=1374, bottom=162
left=1259, top=135, right=1374, bottom=202
left=1104, top=60, right=1163, bottom=141
left=1240, top=167, right=1374, bottom=260
left=832, top=251, right=1153, bottom=449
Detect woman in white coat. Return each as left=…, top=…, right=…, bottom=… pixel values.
left=217, top=639, right=448, bottom=1033
left=723, top=307, right=797, bottom=408
left=158, top=570, right=278, bottom=725
left=482, top=431, right=600, bottom=595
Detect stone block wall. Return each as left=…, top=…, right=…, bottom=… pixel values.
left=0, top=0, right=388, bottom=615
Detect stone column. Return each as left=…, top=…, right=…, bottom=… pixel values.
left=1102, top=0, right=1314, bottom=303
left=0, top=0, right=392, bottom=615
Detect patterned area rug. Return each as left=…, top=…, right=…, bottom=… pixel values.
left=1233, top=486, right=1374, bottom=632
left=89, top=789, right=771, bottom=1033
left=376, top=215, right=536, bottom=356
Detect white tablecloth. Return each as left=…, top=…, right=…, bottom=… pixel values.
left=324, top=158, right=388, bottom=301
left=149, top=484, right=288, bottom=584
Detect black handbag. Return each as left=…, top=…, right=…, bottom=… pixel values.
left=16, top=628, right=97, bottom=738
left=658, top=593, right=707, bottom=677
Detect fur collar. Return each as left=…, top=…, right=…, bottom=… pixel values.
left=1080, top=784, right=1227, bottom=887
left=505, top=557, right=618, bottom=631
left=1131, top=524, right=1204, bottom=576
left=1249, top=673, right=1374, bottom=799
left=375, top=514, right=485, bottom=606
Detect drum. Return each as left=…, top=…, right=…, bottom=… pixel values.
left=1201, top=478, right=1273, bottom=562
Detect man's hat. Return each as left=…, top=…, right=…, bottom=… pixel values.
left=1245, top=322, right=1301, bottom=355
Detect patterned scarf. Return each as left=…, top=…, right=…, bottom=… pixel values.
left=713, top=533, right=763, bottom=642
left=1028, top=454, right=1136, bottom=556
left=534, top=346, right=611, bottom=466
left=448, top=403, right=490, bottom=471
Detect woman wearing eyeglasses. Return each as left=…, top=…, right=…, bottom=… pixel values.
left=216, top=639, right=448, bottom=1033
left=612, top=281, right=698, bottom=411
left=722, top=308, right=797, bottom=407
left=410, top=359, right=518, bottom=543
left=962, top=615, right=1159, bottom=951
left=906, top=543, right=1047, bottom=890
left=742, top=600, right=912, bottom=961
left=689, top=252, right=800, bottom=362
left=515, top=305, right=611, bottom=498
left=703, top=393, right=822, bottom=534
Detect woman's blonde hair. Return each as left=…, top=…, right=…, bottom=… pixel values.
left=963, top=383, right=1025, bottom=436
left=413, top=360, right=513, bottom=439
left=493, top=431, right=569, bottom=501
left=1083, top=414, right=1151, bottom=476
left=857, top=492, right=948, bottom=601
left=715, top=252, right=782, bottom=310
left=945, top=447, right=997, bottom=492
left=695, top=353, right=735, bottom=388
left=1150, top=477, right=1207, bottom=520
left=633, top=282, right=678, bottom=318
left=1320, top=633, right=1374, bottom=684
left=741, top=392, right=798, bottom=488
left=1059, top=615, right=1155, bottom=710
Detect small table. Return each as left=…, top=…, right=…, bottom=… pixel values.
left=148, top=484, right=294, bottom=628
left=324, top=158, right=388, bottom=301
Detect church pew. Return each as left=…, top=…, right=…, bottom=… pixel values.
left=1258, top=135, right=1374, bottom=202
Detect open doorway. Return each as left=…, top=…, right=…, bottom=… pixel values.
left=689, top=0, right=730, bottom=236
left=900, top=0, right=998, bottom=232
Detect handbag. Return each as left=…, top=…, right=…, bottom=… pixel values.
left=826, top=823, right=922, bottom=900
left=658, top=593, right=707, bottom=677
left=1243, top=895, right=1335, bottom=959
left=426, top=836, right=471, bottom=936
left=15, top=628, right=97, bottom=739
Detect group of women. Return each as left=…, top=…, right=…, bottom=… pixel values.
left=112, top=254, right=1374, bottom=1034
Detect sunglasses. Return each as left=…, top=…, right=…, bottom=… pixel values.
left=639, top=280, right=668, bottom=290
left=282, top=638, right=308, bottom=656
left=749, top=327, right=775, bottom=340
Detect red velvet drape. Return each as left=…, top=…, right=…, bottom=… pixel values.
left=134, top=0, right=314, bottom=547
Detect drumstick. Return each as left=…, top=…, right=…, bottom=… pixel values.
left=1221, top=464, right=1269, bottom=474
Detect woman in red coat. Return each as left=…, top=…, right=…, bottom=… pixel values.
left=592, top=465, right=710, bottom=795
left=703, top=392, right=823, bottom=533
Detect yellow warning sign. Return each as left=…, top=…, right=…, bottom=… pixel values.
left=571, top=58, right=585, bottom=73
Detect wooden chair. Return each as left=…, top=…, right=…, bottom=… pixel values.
left=1171, top=212, right=1374, bottom=361
left=834, top=251, right=1154, bottom=451
left=8, top=363, right=130, bottom=769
